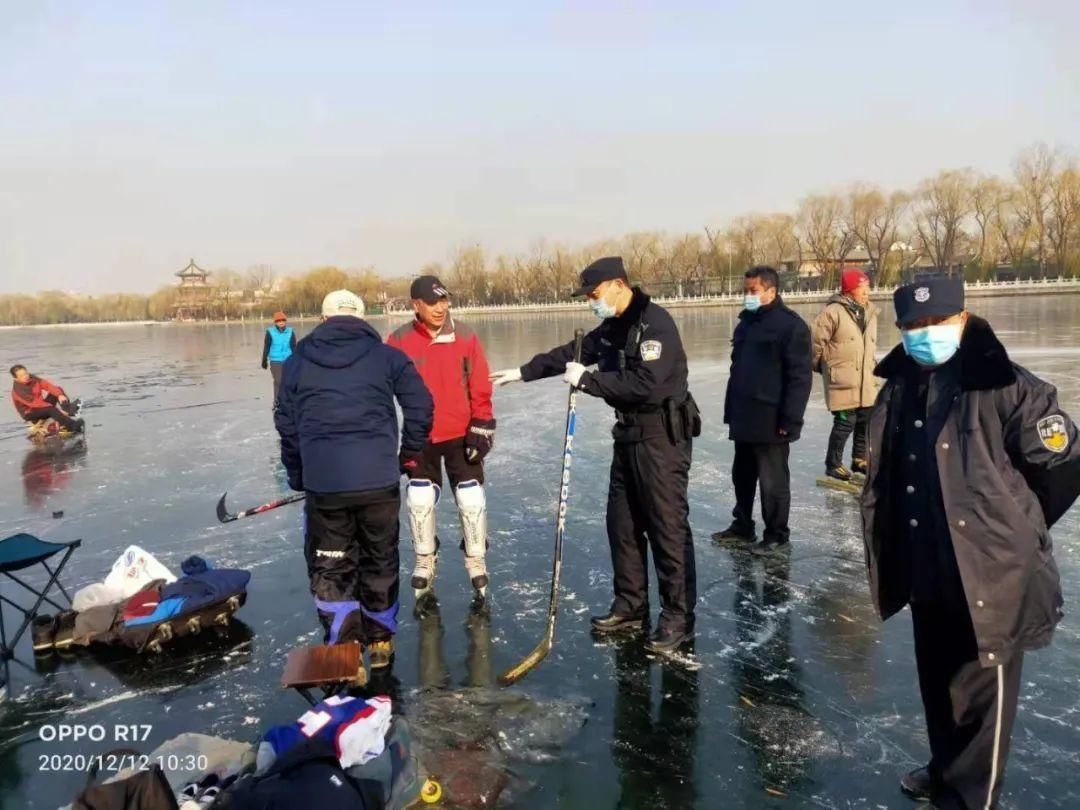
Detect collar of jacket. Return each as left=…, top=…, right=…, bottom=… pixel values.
left=874, top=315, right=1016, bottom=391
left=830, top=293, right=877, bottom=319
left=613, top=287, right=650, bottom=322
left=413, top=314, right=457, bottom=344
left=739, top=295, right=784, bottom=321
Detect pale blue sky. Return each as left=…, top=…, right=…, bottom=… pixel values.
left=1, top=1, right=1077, bottom=293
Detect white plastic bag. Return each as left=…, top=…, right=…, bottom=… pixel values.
left=71, top=582, right=125, bottom=612
left=102, top=545, right=176, bottom=599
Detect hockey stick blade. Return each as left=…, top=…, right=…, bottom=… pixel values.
left=216, top=492, right=237, bottom=523
left=498, top=633, right=552, bottom=686
left=216, top=491, right=305, bottom=523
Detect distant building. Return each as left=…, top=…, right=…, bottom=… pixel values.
left=174, top=259, right=213, bottom=320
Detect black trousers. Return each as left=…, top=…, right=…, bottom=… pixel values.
left=23, top=406, right=81, bottom=433
left=911, top=605, right=1023, bottom=810
left=607, top=427, right=696, bottom=633
left=731, top=441, right=791, bottom=543
left=825, top=407, right=872, bottom=469
left=408, top=438, right=485, bottom=488
left=304, top=486, right=401, bottom=644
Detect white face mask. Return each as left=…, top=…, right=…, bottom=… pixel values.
left=743, top=294, right=762, bottom=312
left=590, top=286, right=618, bottom=319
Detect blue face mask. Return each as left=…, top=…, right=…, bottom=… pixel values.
left=590, top=295, right=617, bottom=319
left=901, top=323, right=963, bottom=366
left=743, top=294, right=762, bottom=312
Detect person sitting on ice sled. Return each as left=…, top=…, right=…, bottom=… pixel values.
left=10, top=364, right=84, bottom=434
left=274, top=290, right=433, bottom=671
left=387, top=275, right=496, bottom=605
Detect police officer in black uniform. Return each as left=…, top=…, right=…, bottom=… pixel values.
left=490, top=257, right=700, bottom=652
left=864, top=277, right=1080, bottom=809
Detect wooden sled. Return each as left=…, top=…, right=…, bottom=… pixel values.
left=815, top=476, right=862, bottom=495
left=141, top=594, right=245, bottom=654
left=281, top=641, right=365, bottom=706
left=26, top=419, right=84, bottom=447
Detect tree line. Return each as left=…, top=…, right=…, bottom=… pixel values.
left=2, top=142, right=1077, bottom=325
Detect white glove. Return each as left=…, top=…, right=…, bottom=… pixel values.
left=489, top=368, right=523, bottom=387
left=564, top=362, right=586, bottom=388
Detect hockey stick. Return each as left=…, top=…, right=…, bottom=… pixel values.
left=499, top=328, right=585, bottom=686
left=216, top=490, right=305, bottom=523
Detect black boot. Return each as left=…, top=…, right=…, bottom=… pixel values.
left=850, top=458, right=868, bottom=477
left=645, top=625, right=692, bottom=653
left=825, top=464, right=852, bottom=481
left=899, top=765, right=934, bottom=802
left=590, top=608, right=648, bottom=634
left=711, top=524, right=756, bottom=545
left=31, top=614, right=57, bottom=652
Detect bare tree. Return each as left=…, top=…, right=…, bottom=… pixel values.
left=761, top=213, right=800, bottom=269
left=544, top=247, right=578, bottom=301
left=990, top=184, right=1034, bottom=269
left=797, top=193, right=855, bottom=287
left=846, top=186, right=909, bottom=284
left=247, top=263, right=275, bottom=292
left=726, top=215, right=762, bottom=268
left=215, top=268, right=244, bottom=319
left=448, top=247, right=487, bottom=306
left=912, top=170, right=973, bottom=275
left=968, top=175, right=1004, bottom=272
left=1013, top=144, right=1057, bottom=278
left=1048, top=162, right=1080, bottom=276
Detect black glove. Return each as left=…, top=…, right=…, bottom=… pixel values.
left=399, top=448, right=422, bottom=475
left=261, top=360, right=269, bottom=370
left=287, top=474, right=303, bottom=492
left=464, top=418, right=496, bottom=464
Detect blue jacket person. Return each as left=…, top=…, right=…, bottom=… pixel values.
left=862, top=278, right=1080, bottom=809
left=274, top=290, right=433, bottom=670
left=489, top=257, right=700, bottom=654
left=261, top=310, right=296, bottom=406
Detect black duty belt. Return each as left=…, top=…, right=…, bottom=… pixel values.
left=615, top=410, right=665, bottom=426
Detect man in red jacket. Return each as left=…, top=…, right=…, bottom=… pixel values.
left=9, top=365, right=83, bottom=433
left=387, top=276, right=496, bottom=604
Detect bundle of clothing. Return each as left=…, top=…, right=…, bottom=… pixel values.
left=36, top=546, right=250, bottom=655
left=67, top=699, right=422, bottom=810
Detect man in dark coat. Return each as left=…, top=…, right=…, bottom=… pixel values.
left=713, top=266, right=812, bottom=554
left=275, top=289, right=433, bottom=671
left=862, top=277, right=1080, bottom=809
left=489, top=256, right=701, bottom=652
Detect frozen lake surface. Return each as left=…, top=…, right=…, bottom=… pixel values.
left=1, top=295, right=1079, bottom=808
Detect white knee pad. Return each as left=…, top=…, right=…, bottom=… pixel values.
left=456, top=480, right=487, bottom=558
left=407, top=479, right=440, bottom=556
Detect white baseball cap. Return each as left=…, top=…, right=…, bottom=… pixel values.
left=321, top=289, right=365, bottom=319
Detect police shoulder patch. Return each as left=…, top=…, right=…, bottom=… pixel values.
left=640, top=340, right=662, bottom=361
left=1037, top=414, right=1069, bottom=453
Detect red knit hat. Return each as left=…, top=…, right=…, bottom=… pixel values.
left=272, top=311, right=287, bottom=323
left=841, top=268, right=868, bottom=295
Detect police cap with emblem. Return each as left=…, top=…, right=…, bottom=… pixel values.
left=893, top=277, right=965, bottom=327
left=572, top=256, right=629, bottom=297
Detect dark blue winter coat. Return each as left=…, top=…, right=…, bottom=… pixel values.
left=724, top=299, right=813, bottom=443
left=275, top=316, right=433, bottom=494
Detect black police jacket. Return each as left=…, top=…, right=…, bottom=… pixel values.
left=723, top=299, right=813, bottom=443
left=519, top=288, right=689, bottom=413
left=861, top=316, right=1080, bottom=667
